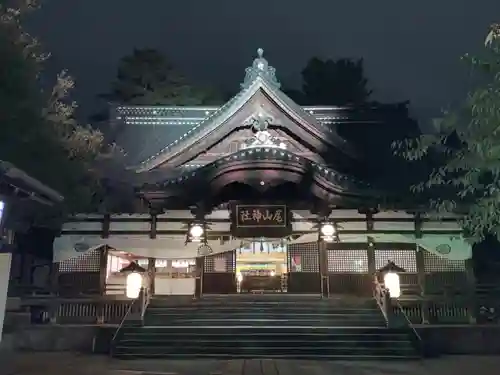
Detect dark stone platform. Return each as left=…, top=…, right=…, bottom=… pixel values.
left=2, top=353, right=500, bottom=375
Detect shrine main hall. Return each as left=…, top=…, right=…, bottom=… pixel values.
left=52, top=49, right=471, bottom=301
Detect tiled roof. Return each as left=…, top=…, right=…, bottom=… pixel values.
left=112, top=49, right=366, bottom=169
left=112, top=49, right=410, bottom=170
left=113, top=103, right=397, bottom=167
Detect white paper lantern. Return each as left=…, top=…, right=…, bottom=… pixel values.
left=236, top=272, right=243, bottom=283
left=126, top=272, right=143, bottom=299
left=383, top=272, right=401, bottom=298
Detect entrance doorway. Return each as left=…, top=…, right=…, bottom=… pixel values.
left=198, top=241, right=322, bottom=295
left=236, top=241, right=287, bottom=293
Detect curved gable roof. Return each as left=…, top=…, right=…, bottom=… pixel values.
left=134, top=49, right=355, bottom=172
left=152, top=147, right=375, bottom=198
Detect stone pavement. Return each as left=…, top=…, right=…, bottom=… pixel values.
left=2, top=353, right=500, bottom=375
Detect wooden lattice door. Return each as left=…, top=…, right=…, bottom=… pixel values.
left=57, top=248, right=104, bottom=295
left=327, top=248, right=371, bottom=296
left=287, top=242, right=321, bottom=294
left=202, top=250, right=237, bottom=294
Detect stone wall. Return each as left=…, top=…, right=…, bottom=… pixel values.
left=2, top=324, right=500, bottom=356
left=0, top=325, right=104, bottom=352
left=417, top=326, right=500, bottom=356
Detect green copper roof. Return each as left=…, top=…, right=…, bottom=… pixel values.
left=112, top=49, right=392, bottom=168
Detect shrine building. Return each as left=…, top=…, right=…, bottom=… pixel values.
left=52, top=49, right=472, bottom=300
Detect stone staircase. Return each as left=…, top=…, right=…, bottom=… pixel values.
left=111, top=295, right=420, bottom=360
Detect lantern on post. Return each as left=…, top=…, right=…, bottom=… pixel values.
left=377, top=260, right=406, bottom=298
left=119, top=261, right=146, bottom=299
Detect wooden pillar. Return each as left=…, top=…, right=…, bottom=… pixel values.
left=367, top=245, right=376, bottom=274
left=98, top=246, right=108, bottom=295
left=102, top=213, right=110, bottom=239
left=150, top=214, right=157, bottom=239
left=366, top=211, right=376, bottom=274
left=96, top=246, right=108, bottom=324
left=416, top=248, right=429, bottom=323
left=414, top=213, right=429, bottom=324
left=318, top=239, right=328, bottom=297
left=365, top=210, right=376, bottom=298
left=148, top=257, right=155, bottom=295
left=48, top=255, right=59, bottom=321
left=19, top=253, right=33, bottom=286
left=195, top=256, right=203, bottom=298
left=99, top=215, right=110, bottom=320
left=49, top=261, right=59, bottom=296
left=465, top=259, right=477, bottom=324
left=148, top=213, right=157, bottom=296
left=97, top=219, right=109, bottom=323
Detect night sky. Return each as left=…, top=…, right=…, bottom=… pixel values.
left=29, top=0, right=500, bottom=123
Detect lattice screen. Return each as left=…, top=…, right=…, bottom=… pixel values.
left=375, top=250, right=417, bottom=273
left=204, top=251, right=236, bottom=273
left=287, top=242, right=319, bottom=272
left=423, top=251, right=466, bottom=272
left=59, top=249, right=101, bottom=273
left=327, top=249, right=369, bottom=273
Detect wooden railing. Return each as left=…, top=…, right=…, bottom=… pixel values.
left=394, top=298, right=424, bottom=356
left=396, top=298, right=470, bottom=324
left=57, top=299, right=136, bottom=324
left=371, top=275, right=490, bottom=325
left=373, top=275, right=393, bottom=325
left=12, top=281, right=500, bottom=326
left=14, top=296, right=139, bottom=325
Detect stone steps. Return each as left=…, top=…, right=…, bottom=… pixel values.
left=112, top=296, right=420, bottom=360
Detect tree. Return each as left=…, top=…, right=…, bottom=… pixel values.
left=102, top=48, right=223, bottom=106
left=286, top=57, right=373, bottom=105
left=394, top=24, right=500, bottom=243
left=0, top=1, right=117, bottom=213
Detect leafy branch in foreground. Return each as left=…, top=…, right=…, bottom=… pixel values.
left=393, top=24, right=500, bottom=243
left=0, top=1, right=124, bottom=213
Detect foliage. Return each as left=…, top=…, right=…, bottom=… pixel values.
left=102, top=48, right=223, bottom=106
left=286, top=57, right=373, bottom=105
left=393, top=24, right=500, bottom=243
left=43, top=70, right=124, bottom=212
left=0, top=0, right=119, bottom=213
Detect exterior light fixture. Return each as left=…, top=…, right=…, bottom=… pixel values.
left=119, top=261, right=146, bottom=299
left=126, top=272, right=143, bottom=299
left=378, top=261, right=406, bottom=299
left=186, top=222, right=207, bottom=243
left=319, top=222, right=338, bottom=242
left=190, top=224, right=204, bottom=239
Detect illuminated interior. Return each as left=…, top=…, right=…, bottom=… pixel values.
left=236, top=240, right=288, bottom=292
left=105, top=251, right=197, bottom=296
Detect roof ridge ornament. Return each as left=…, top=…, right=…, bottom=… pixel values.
left=242, top=113, right=286, bottom=150
left=241, top=48, right=281, bottom=89
left=251, top=112, right=272, bottom=132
